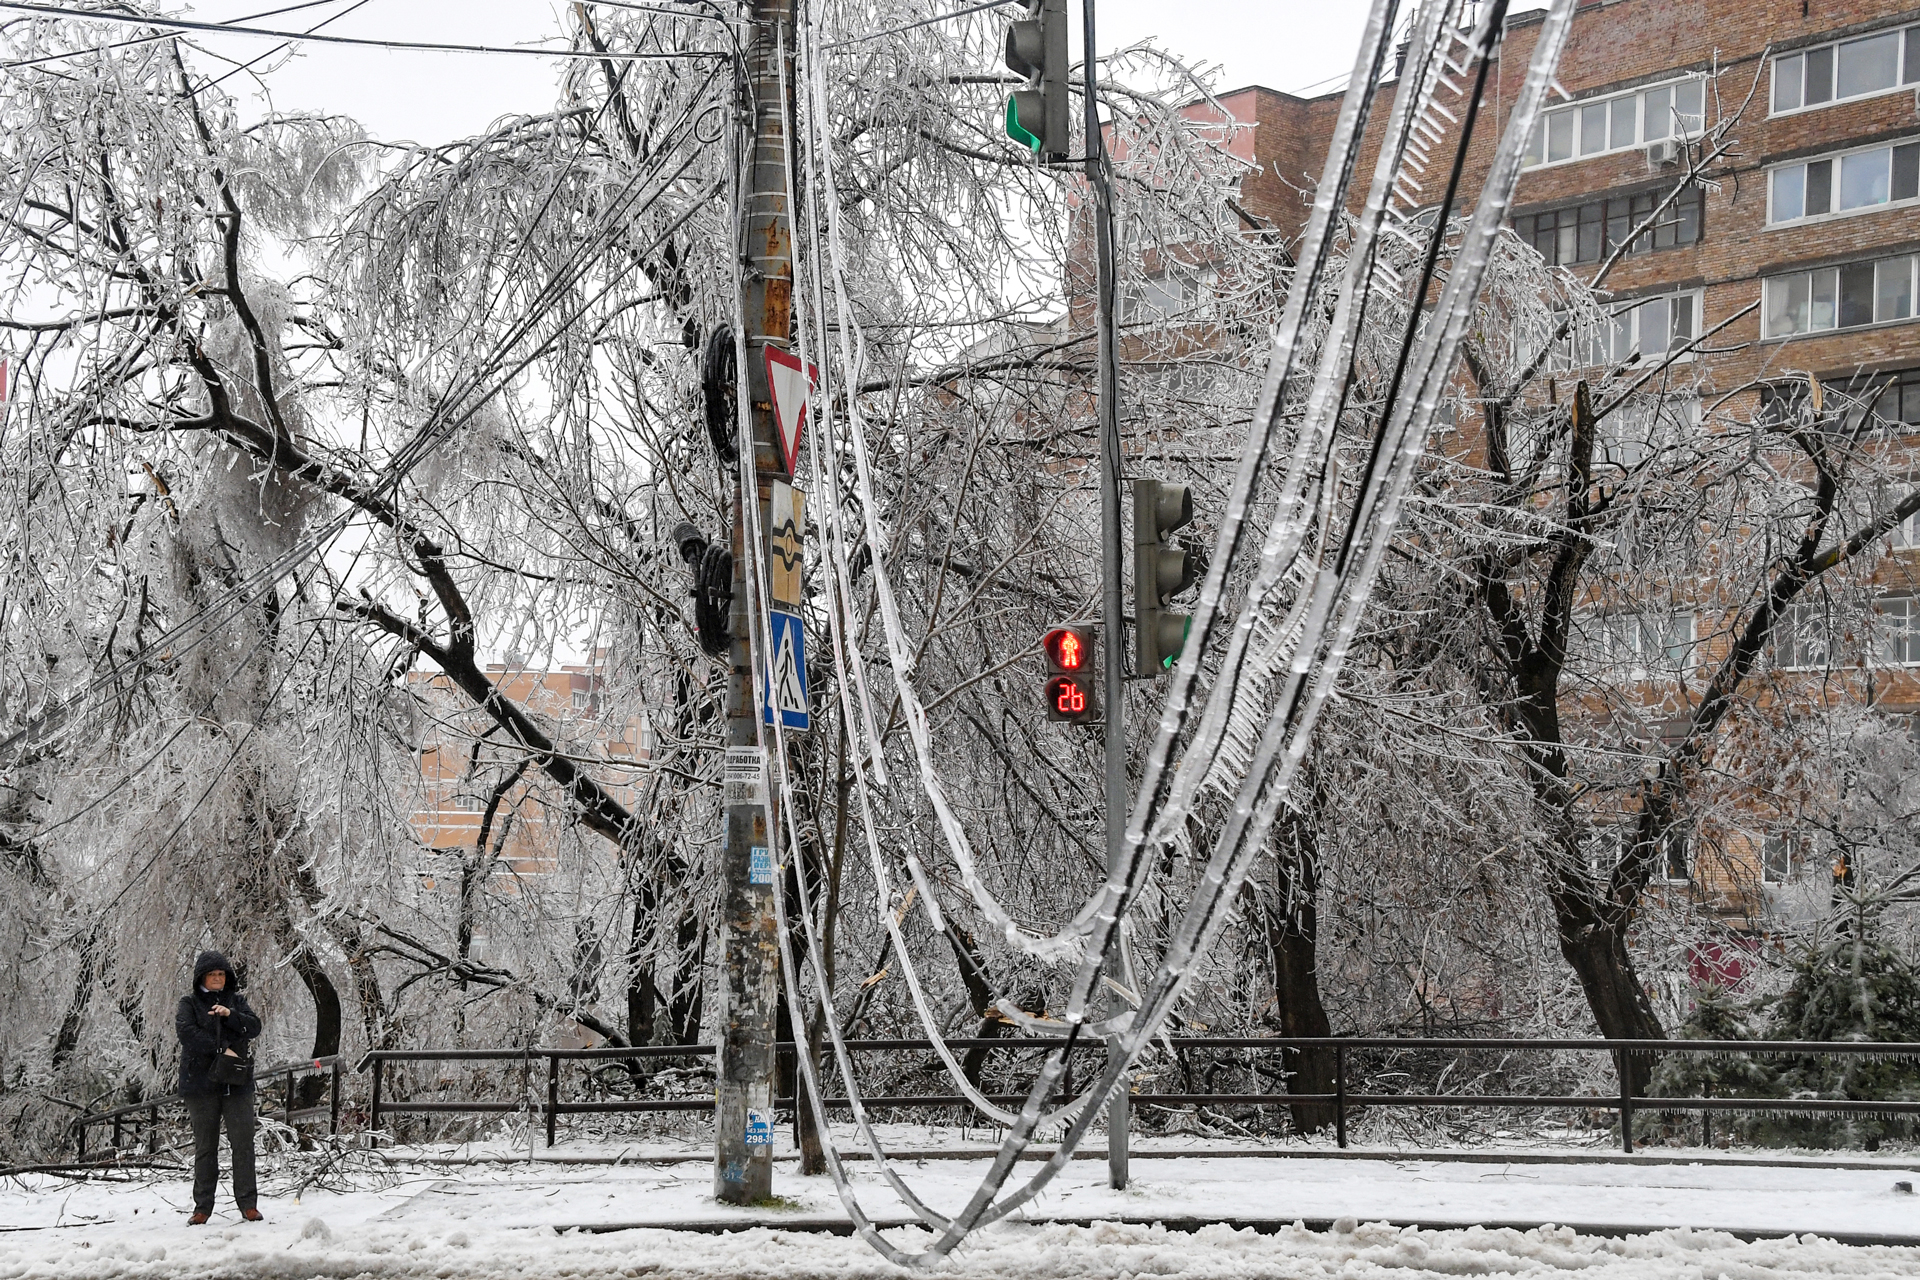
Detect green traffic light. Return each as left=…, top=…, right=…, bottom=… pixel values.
left=1005, top=96, right=1042, bottom=153
left=1162, top=615, right=1191, bottom=669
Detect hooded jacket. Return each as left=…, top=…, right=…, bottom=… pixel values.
left=175, top=950, right=262, bottom=1096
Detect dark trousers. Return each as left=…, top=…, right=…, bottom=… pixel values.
left=184, top=1089, right=257, bottom=1213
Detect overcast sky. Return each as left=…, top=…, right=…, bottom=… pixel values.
left=155, top=0, right=1378, bottom=145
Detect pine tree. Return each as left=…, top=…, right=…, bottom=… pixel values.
left=1762, top=894, right=1920, bottom=1149
left=1642, top=984, right=1778, bottom=1145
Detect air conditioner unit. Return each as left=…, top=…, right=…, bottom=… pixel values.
left=1645, top=139, right=1680, bottom=167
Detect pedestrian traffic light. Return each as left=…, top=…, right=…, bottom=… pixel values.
left=1003, top=0, right=1068, bottom=159
left=1042, top=624, right=1098, bottom=722
left=1134, top=478, right=1195, bottom=673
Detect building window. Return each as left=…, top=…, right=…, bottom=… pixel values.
left=1120, top=266, right=1213, bottom=325
left=1870, top=368, right=1920, bottom=430
left=1591, top=611, right=1694, bottom=675
left=1516, top=186, right=1703, bottom=266
left=1525, top=77, right=1707, bottom=167
left=1774, top=599, right=1839, bottom=670
left=1876, top=597, right=1920, bottom=665
left=1661, top=828, right=1691, bottom=883
left=1772, top=26, right=1920, bottom=115
left=1763, top=253, right=1919, bottom=337
left=1762, top=833, right=1800, bottom=884
left=1557, top=292, right=1700, bottom=372
left=1768, top=139, right=1920, bottom=225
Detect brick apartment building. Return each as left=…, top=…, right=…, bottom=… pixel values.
left=1117, top=0, right=1920, bottom=938
left=411, top=657, right=648, bottom=883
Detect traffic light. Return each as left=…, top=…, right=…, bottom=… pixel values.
left=1003, top=0, right=1068, bottom=159
left=1042, top=624, right=1098, bottom=722
left=1134, top=478, right=1195, bottom=672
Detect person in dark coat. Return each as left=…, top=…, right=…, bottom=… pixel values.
left=175, top=950, right=263, bottom=1224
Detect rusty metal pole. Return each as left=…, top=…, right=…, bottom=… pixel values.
left=713, top=0, right=791, bottom=1206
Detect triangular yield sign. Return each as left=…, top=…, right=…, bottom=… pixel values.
left=764, top=347, right=816, bottom=476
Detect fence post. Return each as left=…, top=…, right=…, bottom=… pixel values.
left=546, top=1054, right=559, bottom=1149
left=1334, top=1045, right=1348, bottom=1150
left=286, top=1068, right=296, bottom=1123
left=1616, top=1048, right=1634, bottom=1154
left=329, top=1060, right=341, bottom=1136
left=368, top=1057, right=383, bottom=1149
left=76, top=1116, right=87, bottom=1161
left=113, top=1112, right=122, bottom=1151
left=148, top=1105, right=159, bottom=1155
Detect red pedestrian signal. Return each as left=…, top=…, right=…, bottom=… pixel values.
left=1044, top=626, right=1087, bottom=672
left=1042, top=625, right=1098, bottom=722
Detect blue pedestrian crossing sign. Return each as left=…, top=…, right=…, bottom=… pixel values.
left=763, top=610, right=809, bottom=732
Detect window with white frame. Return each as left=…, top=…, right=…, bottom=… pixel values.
left=1661, top=827, right=1692, bottom=882
left=1559, top=290, right=1700, bottom=371
left=1763, top=253, right=1919, bottom=337
left=1590, top=611, right=1694, bottom=674
left=1769, top=139, right=1920, bottom=225
left=1593, top=395, right=1699, bottom=471
left=1525, top=77, right=1707, bottom=168
left=1771, top=26, right=1920, bottom=115
left=1897, top=499, right=1920, bottom=549
left=1762, top=832, right=1800, bottom=884
left=1774, top=598, right=1839, bottom=669
left=1120, top=265, right=1214, bottom=325
left=1872, top=480, right=1920, bottom=548
left=1877, top=596, right=1920, bottom=664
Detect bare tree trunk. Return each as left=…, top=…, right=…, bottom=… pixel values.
left=794, top=720, right=849, bottom=1175
left=626, top=893, right=659, bottom=1046
left=668, top=908, right=706, bottom=1045
left=950, top=928, right=1005, bottom=1093
left=287, top=946, right=344, bottom=1060
left=52, top=922, right=101, bottom=1069
left=1250, top=811, right=1335, bottom=1134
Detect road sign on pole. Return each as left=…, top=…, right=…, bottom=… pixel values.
left=769, top=481, right=805, bottom=612
left=763, top=610, right=809, bottom=732
left=764, top=348, right=815, bottom=477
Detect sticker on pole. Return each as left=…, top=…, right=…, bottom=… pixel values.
left=745, top=1108, right=774, bottom=1146
left=724, top=745, right=767, bottom=807
left=764, top=347, right=816, bottom=477
left=749, top=845, right=774, bottom=885
left=762, top=610, right=809, bottom=732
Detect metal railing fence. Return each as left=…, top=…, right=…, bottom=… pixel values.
left=74, top=1054, right=345, bottom=1160
left=357, top=1036, right=1920, bottom=1155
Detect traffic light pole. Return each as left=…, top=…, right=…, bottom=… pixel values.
left=1081, top=0, right=1129, bottom=1192
left=715, top=0, right=792, bottom=1206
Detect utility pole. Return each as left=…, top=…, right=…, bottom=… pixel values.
left=715, top=0, right=793, bottom=1206
left=1081, top=0, right=1129, bottom=1192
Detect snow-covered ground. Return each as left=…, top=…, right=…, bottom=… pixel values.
left=11, top=1135, right=1920, bottom=1277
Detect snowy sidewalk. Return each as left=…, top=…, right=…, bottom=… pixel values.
left=12, top=1146, right=1920, bottom=1276
left=334, top=1147, right=1920, bottom=1241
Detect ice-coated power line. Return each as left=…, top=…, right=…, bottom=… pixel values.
left=755, top=0, right=1581, bottom=1264
left=0, top=0, right=343, bottom=68
left=0, top=1, right=728, bottom=59
left=822, top=0, right=1016, bottom=50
